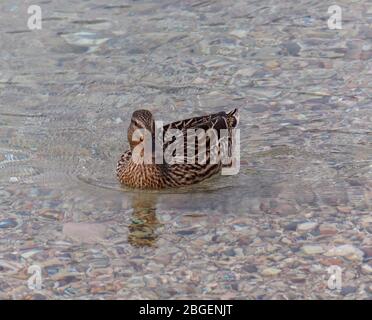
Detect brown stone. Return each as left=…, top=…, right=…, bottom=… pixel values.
left=319, top=224, right=338, bottom=235
left=90, top=283, right=118, bottom=294
left=337, top=206, right=351, bottom=214
left=320, top=257, right=343, bottom=266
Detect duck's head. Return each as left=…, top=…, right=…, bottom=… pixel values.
left=127, top=109, right=155, bottom=151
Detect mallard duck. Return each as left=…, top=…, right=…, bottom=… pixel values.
left=116, top=109, right=239, bottom=189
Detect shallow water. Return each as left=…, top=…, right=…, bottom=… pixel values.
left=0, top=0, right=371, bottom=299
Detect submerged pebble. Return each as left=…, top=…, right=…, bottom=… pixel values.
left=297, top=222, right=317, bottom=232
left=301, top=245, right=324, bottom=255
left=0, top=219, right=17, bottom=229
left=0, top=0, right=370, bottom=300
left=261, top=268, right=282, bottom=276
left=325, top=245, right=364, bottom=261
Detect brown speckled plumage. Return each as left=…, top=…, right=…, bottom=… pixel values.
left=117, top=109, right=239, bottom=189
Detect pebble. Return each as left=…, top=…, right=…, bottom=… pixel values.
left=319, top=224, right=338, bottom=235
left=127, top=276, right=145, bottom=288
left=261, top=268, right=281, bottom=276
left=325, top=245, right=364, bottom=261
left=361, top=247, right=372, bottom=261
left=283, top=222, right=299, bottom=231
left=234, top=248, right=244, bottom=257
left=39, top=210, right=64, bottom=221
left=281, top=41, right=301, bottom=56
left=361, top=264, right=372, bottom=274
left=63, top=223, right=107, bottom=244
left=0, top=0, right=370, bottom=301
left=52, top=274, right=81, bottom=287
left=290, top=275, right=306, bottom=283
left=234, top=67, right=256, bottom=78
left=341, top=286, right=357, bottom=296
left=360, top=216, right=372, bottom=226
left=265, top=60, right=280, bottom=69
left=24, top=293, right=47, bottom=300
left=176, top=229, right=196, bottom=236
left=90, top=283, right=118, bottom=294
left=320, top=257, right=343, bottom=266
left=301, top=245, right=324, bottom=255
left=61, top=32, right=109, bottom=49
left=0, top=219, right=17, bottom=229
left=21, top=249, right=41, bottom=259
left=229, top=29, right=248, bottom=38
left=297, top=222, right=318, bottom=232
left=259, top=230, right=280, bottom=238
left=337, top=206, right=351, bottom=214
left=0, top=190, right=11, bottom=198
left=281, top=237, right=292, bottom=245
left=243, top=265, right=258, bottom=273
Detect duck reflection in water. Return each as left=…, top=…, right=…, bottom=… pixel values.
left=128, top=193, right=161, bottom=247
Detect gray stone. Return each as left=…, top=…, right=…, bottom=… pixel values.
left=297, top=222, right=318, bottom=232
left=301, top=245, right=324, bottom=255
left=261, top=268, right=281, bottom=276
left=325, top=245, right=364, bottom=261
left=341, top=286, right=357, bottom=295
left=0, top=219, right=17, bottom=229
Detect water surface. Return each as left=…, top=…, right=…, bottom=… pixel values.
left=0, top=0, right=371, bottom=299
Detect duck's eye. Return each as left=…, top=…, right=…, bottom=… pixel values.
left=139, top=136, right=144, bottom=142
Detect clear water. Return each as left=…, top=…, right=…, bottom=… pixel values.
left=0, top=0, right=371, bottom=299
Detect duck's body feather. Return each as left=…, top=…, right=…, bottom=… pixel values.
left=117, top=109, right=239, bottom=189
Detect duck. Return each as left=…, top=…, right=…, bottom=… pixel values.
left=116, top=108, right=239, bottom=189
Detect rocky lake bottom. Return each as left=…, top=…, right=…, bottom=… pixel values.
left=0, top=0, right=371, bottom=299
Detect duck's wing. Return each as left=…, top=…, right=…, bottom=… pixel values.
left=163, top=109, right=238, bottom=133
left=160, top=109, right=239, bottom=164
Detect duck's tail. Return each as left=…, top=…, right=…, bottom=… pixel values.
left=227, top=108, right=239, bottom=128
